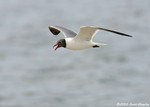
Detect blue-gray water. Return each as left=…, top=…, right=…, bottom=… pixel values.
left=0, top=0, right=150, bottom=107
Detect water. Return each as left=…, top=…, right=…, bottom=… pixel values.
left=0, top=0, right=150, bottom=107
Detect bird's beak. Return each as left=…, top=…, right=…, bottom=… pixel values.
left=53, top=43, right=61, bottom=51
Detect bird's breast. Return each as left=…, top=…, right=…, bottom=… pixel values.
left=65, top=38, right=93, bottom=50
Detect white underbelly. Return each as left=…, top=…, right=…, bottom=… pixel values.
left=65, top=38, right=93, bottom=50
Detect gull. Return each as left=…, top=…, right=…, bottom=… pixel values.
left=48, top=25, right=132, bottom=50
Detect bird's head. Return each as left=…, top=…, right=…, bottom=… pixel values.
left=53, top=39, right=66, bottom=50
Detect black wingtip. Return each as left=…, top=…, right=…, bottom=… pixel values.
left=116, top=32, right=133, bottom=37
left=48, top=26, right=60, bottom=35
left=112, top=31, right=132, bottom=37
left=127, top=35, right=133, bottom=37
left=97, top=27, right=133, bottom=37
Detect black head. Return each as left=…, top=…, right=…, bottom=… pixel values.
left=53, top=39, right=66, bottom=50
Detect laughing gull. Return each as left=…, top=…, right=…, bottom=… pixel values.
left=48, top=25, right=132, bottom=50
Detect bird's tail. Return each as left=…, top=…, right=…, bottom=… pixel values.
left=93, top=43, right=107, bottom=48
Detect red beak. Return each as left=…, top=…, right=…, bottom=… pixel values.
left=53, top=43, right=60, bottom=51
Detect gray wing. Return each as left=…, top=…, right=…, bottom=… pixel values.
left=74, top=26, right=132, bottom=41
left=48, top=25, right=77, bottom=38
left=74, top=26, right=98, bottom=41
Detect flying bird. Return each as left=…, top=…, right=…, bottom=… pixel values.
left=48, top=25, right=132, bottom=51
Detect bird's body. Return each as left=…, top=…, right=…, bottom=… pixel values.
left=65, top=37, right=100, bottom=50
left=48, top=25, right=132, bottom=51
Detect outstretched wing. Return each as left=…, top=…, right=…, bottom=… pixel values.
left=97, top=27, right=132, bottom=37
left=48, top=25, right=77, bottom=38
left=74, top=26, right=132, bottom=41
left=74, top=26, right=98, bottom=41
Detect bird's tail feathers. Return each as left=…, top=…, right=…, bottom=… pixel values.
left=93, top=43, right=107, bottom=48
